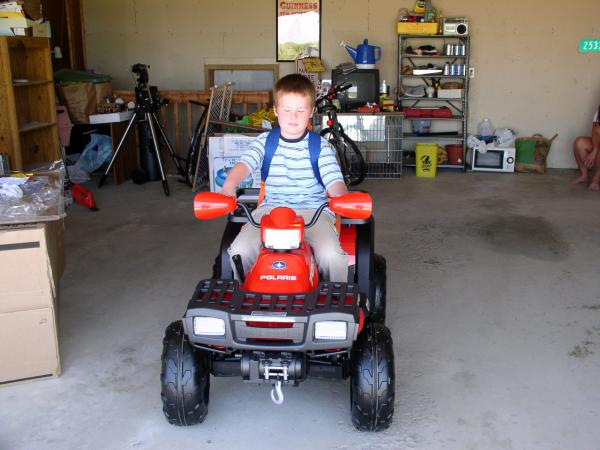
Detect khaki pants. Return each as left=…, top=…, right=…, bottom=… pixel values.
left=228, top=206, right=348, bottom=282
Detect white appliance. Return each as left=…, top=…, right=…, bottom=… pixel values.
left=469, top=146, right=515, bottom=173
left=443, top=18, right=469, bottom=36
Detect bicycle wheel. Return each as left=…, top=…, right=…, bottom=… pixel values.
left=320, top=128, right=366, bottom=186
left=184, top=106, right=208, bottom=187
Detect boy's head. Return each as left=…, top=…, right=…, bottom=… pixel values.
left=273, top=74, right=316, bottom=139
left=273, top=74, right=316, bottom=108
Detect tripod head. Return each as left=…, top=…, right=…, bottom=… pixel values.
left=131, top=63, right=169, bottom=113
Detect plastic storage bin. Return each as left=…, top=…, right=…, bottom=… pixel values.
left=446, top=144, right=464, bottom=165
left=416, top=143, right=438, bottom=177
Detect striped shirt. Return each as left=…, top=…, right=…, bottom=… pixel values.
left=239, top=131, right=343, bottom=209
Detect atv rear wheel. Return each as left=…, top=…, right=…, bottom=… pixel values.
left=350, top=322, right=395, bottom=431
left=161, top=321, right=210, bottom=426
left=370, top=254, right=387, bottom=323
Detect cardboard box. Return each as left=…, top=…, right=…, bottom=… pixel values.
left=397, top=22, right=439, bottom=35
left=0, top=220, right=64, bottom=385
left=0, top=12, right=50, bottom=37
left=0, top=307, right=60, bottom=384
left=209, top=134, right=262, bottom=192
left=89, top=111, right=134, bottom=124
left=0, top=220, right=64, bottom=314
left=57, top=82, right=114, bottom=124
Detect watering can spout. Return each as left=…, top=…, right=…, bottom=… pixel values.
left=340, top=41, right=357, bottom=61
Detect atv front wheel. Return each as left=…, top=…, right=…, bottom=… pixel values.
left=370, top=254, right=387, bottom=323
left=161, top=321, right=210, bottom=426
left=350, top=322, right=395, bottom=431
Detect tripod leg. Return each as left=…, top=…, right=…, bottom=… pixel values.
left=98, top=111, right=138, bottom=188
left=146, top=112, right=170, bottom=196
left=150, top=111, right=186, bottom=179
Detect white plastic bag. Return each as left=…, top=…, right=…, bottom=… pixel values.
left=494, top=128, right=516, bottom=147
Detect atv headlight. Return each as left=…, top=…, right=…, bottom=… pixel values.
left=193, top=317, right=225, bottom=336
left=264, top=228, right=301, bottom=250
left=314, top=321, right=347, bottom=340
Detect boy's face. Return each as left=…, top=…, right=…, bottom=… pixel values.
left=274, top=92, right=314, bottom=140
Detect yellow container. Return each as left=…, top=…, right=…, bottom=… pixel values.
left=416, top=143, right=438, bottom=177
left=397, top=22, right=439, bottom=35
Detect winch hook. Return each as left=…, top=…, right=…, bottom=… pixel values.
left=270, top=379, right=284, bottom=405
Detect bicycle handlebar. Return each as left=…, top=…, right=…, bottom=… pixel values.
left=316, top=82, right=353, bottom=106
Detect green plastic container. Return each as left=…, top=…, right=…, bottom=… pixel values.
left=515, top=138, right=536, bottom=164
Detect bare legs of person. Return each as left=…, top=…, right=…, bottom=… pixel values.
left=572, top=136, right=593, bottom=185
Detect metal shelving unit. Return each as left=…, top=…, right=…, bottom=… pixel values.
left=397, top=34, right=470, bottom=170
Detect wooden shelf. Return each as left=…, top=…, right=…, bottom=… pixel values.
left=0, top=36, right=59, bottom=171
left=19, top=121, right=57, bottom=133
left=13, top=79, right=53, bottom=87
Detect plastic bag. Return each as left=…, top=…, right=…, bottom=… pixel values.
left=0, top=162, right=65, bottom=224
left=494, top=128, right=517, bottom=147
left=76, top=134, right=113, bottom=173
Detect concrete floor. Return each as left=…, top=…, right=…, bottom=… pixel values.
left=1, top=169, right=600, bottom=449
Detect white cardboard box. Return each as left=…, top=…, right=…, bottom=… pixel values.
left=89, top=111, right=134, bottom=124
left=209, top=134, right=262, bottom=192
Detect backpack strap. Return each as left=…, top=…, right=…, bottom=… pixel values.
left=259, top=129, right=325, bottom=204
left=307, top=130, right=324, bottom=188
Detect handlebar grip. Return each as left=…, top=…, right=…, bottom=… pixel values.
left=337, top=82, right=353, bottom=92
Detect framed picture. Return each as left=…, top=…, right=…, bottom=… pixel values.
left=276, top=0, right=321, bottom=62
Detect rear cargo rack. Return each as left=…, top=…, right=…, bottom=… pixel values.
left=189, top=279, right=359, bottom=315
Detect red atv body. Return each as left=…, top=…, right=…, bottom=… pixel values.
left=160, top=189, right=394, bottom=431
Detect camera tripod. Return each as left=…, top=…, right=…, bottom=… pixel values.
left=98, top=85, right=185, bottom=196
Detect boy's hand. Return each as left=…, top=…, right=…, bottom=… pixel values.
left=327, top=180, right=348, bottom=197
left=220, top=186, right=237, bottom=197
left=219, top=162, right=252, bottom=198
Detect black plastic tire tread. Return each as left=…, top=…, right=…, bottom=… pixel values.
left=371, top=254, right=387, bottom=323
left=350, top=322, right=395, bottom=431
left=160, top=321, right=210, bottom=426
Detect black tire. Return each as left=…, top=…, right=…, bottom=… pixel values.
left=320, top=128, right=366, bottom=186
left=160, top=321, right=210, bottom=426
left=211, top=253, right=222, bottom=278
left=350, top=322, right=395, bottom=431
left=370, top=254, right=387, bottom=323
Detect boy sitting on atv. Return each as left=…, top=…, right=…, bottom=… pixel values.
left=220, top=74, right=349, bottom=282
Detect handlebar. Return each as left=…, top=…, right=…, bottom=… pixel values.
left=238, top=202, right=329, bottom=229
left=316, top=82, right=353, bottom=106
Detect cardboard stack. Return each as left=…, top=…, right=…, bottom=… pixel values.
left=0, top=1, right=51, bottom=37
left=0, top=219, right=64, bottom=385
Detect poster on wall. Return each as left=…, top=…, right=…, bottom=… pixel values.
left=276, top=0, right=321, bottom=62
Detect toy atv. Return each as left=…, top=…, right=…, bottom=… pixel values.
left=160, top=189, right=394, bottom=431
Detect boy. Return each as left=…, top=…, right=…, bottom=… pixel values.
left=572, top=105, right=600, bottom=190
left=220, top=74, right=349, bottom=281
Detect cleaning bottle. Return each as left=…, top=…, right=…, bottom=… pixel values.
left=415, top=0, right=426, bottom=14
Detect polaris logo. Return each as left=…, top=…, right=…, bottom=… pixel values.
left=260, top=274, right=297, bottom=281
left=273, top=261, right=287, bottom=270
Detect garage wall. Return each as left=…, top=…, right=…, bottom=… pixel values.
left=83, top=0, right=600, bottom=169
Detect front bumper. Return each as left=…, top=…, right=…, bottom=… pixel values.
left=183, top=279, right=363, bottom=352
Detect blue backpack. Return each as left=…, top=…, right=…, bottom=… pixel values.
left=261, top=128, right=324, bottom=188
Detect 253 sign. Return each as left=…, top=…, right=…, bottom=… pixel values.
left=580, top=39, right=600, bottom=52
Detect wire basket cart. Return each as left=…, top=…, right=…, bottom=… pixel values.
left=314, top=113, right=404, bottom=178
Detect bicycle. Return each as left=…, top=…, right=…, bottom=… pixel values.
left=316, top=83, right=366, bottom=186
left=180, top=100, right=209, bottom=187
